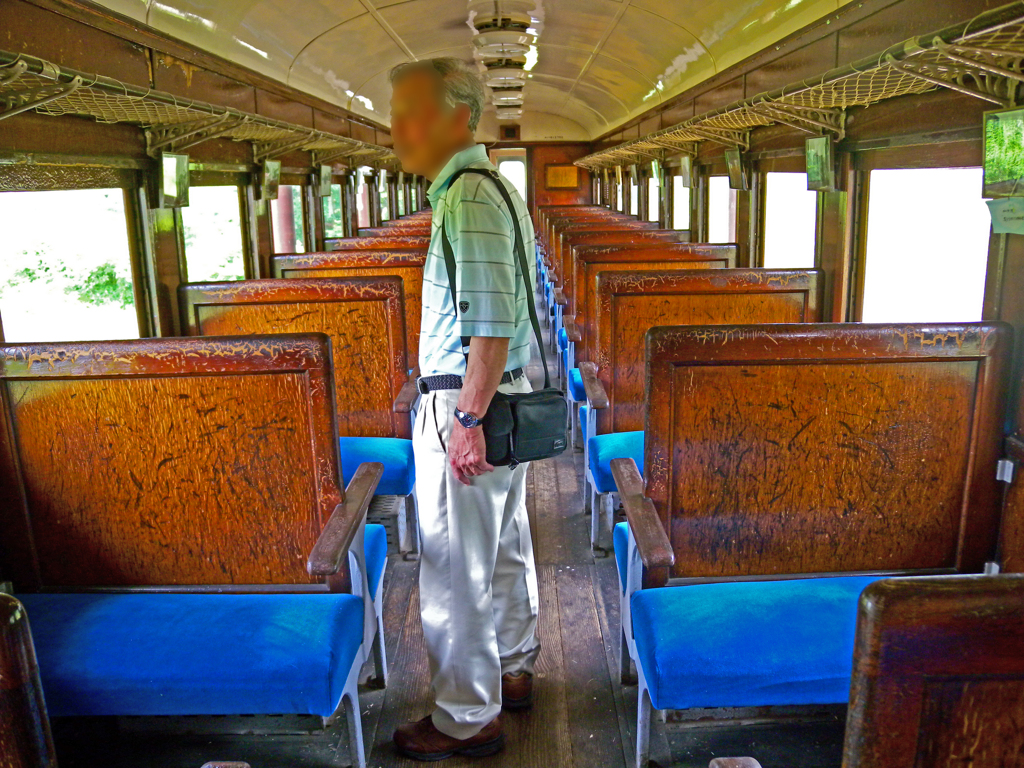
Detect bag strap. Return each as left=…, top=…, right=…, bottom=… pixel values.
left=439, top=167, right=551, bottom=390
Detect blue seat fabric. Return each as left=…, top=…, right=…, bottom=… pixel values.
left=588, top=431, right=645, bottom=493
left=630, top=576, right=882, bottom=710
left=338, top=436, right=414, bottom=496
left=365, top=522, right=387, bottom=600
left=568, top=367, right=585, bottom=401
left=557, top=328, right=568, bottom=351
left=613, top=522, right=629, bottom=593
left=579, top=404, right=589, bottom=432
left=19, top=592, right=364, bottom=718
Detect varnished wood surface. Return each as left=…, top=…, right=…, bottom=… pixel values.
left=592, top=269, right=822, bottom=433
left=555, top=229, right=680, bottom=290
left=324, top=236, right=430, bottom=251
left=180, top=277, right=410, bottom=439
left=271, top=251, right=425, bottom=361
left=1002, top=435, right=1024, bottom=572
left=0, top=594, right=57, bottom=768
left=573, top=247, right=740, bottom=361
left=843, top=575, right=1024, bottom=768
left=644, top=323, right=1011, bottom=578
left=0, top=335, right=344, bottom=589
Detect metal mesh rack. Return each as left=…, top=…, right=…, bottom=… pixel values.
left=576, top=2, right=1024, bottom=169
left=0, top=50, right=399, bottom=169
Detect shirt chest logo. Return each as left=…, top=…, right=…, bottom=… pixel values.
left=459, top=300, right=470, bottom=313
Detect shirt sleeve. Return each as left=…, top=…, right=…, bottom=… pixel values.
left=448, top=177, right=518, bottom=339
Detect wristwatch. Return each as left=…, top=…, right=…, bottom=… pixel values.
left=454, top=406, right=482, bottom=429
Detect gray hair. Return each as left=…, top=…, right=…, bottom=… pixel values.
left=389, top=57, right=485, bottom=133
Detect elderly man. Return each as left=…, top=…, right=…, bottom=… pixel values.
left=388, top=58, right=540, bottom=761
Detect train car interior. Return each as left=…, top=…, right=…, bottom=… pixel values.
left=2, top=0, right=1024, bottom=767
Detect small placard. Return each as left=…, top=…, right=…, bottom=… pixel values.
left=987, top=197, right=1024, bottom=233
left=545, top=164, right=579, bottom=189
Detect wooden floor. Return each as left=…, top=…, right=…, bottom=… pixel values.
left=52, top=328, right=846, bottom=768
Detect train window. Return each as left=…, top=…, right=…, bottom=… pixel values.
left=629, top=177, right=639, bottom=216
left=181, top=186, right=245, bottom=281
left=647, top=177, right=660, bottom=222
left=763, top=172, right=817, bottom=268
left=379, top=183, right=390, bottom=222
left=324, top=184, right=345, bottom=238
left=271, top=185, right=306, bottom=253
left=0, top=188, right=138, bottom=342
left=861, top=167, right=990, bottom=322
left=616, top=183, right=623, bottom=211
left=708, top=175, right=737, bottom=243
left=672, top=175, right=690, bottom=230
left=397, top=185, right=407, bottom=217
left=497, top=158, right=527, bottom=200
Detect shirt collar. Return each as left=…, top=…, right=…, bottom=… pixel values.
left=427, top=144, right=489, bottom=204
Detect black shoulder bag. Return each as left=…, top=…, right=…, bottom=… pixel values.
left=440, top=168, right=568, bottom=469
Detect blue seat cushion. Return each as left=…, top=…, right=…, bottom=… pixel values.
left=365, top=522, right=387, bottom=600
left=557, top=327, right=568, bottom=351
left=588, top=431, right=645, bottom=493
left=19, top=592, right=364, bottom=718
left=631, top=576, right=882, bottom=710
left=338, top=436, right=415, bottom=496
left=614, top=522, right=629, bottom=593
left=579, top=404, right=589, bottom=433
left=568, top=367, right=585, bottom=401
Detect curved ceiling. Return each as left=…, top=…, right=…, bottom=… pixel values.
left=92, top=0, right=844, bottom=141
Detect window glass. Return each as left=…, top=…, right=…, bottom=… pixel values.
left=324, top=183, right=345, bottom=238
left=355, top=175, right=371, bottom=229
left=630, top=178, right=639, bottom=216
left=498, top=159, right=528, bottom=200
left=647, top=177, right=660, bottom=223
left=379, top=181, right=390, bottom=222
left=270, top=185, right=305, bottom=253
left=672, top=175, right=690, bottom=230
left=861, top=168, right=990, bottom=322
left=181, top=186, right=245, bottom=281
left=763, top=172, right=817, bottom=268
left=0, top=188, right=138, bottom=342
left=398, top=185, right=407, bottom=217
left=708, top=176, right=737, bottom=243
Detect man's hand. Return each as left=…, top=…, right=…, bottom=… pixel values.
left=449, top=421, right=494, bottom=485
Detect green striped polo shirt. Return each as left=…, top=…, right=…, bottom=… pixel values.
left=420, top=144, right=536, bottom=377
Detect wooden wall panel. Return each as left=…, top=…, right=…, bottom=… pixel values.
left=530, top=144, right=593, bottom=212
left=152, top=54, right=258, bottom=113
left=745, top=34, right=838, bottom=98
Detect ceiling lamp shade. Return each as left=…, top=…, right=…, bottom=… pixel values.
left=484, top=66, right=527, bottom=87
left=495, top=106, right=523, bottom=120
left=491, top=88, right=524, bottom=105
left=474, top=29, right=535, bottom=57
left=468, top=0, right=533, bottom=32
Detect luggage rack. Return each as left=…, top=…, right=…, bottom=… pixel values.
left=0, top=48, right=399, bottom=169
left=575, top=2, right=1024, bottom=169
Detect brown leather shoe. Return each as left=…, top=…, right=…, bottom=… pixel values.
left=393, top=715, right=504, bottom=761
left=501, top=671, right=533, bottom=710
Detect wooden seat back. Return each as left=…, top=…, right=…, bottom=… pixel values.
left=0, top=335, right=345, bottom=589
left=324, top=235, right=430, bottom=251
left=998, top=381, right=1024, bottom=572
left=359, top=225, right=431, bottom=237
left=180, top=277, right=409, bottom=439
left=593, top=269, right=822, bottom=434
left=0, top=594, right=57, bottom=768
left=843, top=575, right=1024, bottom=767
left=555, top=224, right=671, bottom=285
left=572, top=244, right=740, bottom=361
left=643, top=323, right=1011, bottom=580
left=542, top=210, right=633, bottom=252
left=271, top=251, right=425, bottom=361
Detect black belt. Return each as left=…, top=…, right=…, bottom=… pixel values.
left=417, top=367, right=525, bottom=394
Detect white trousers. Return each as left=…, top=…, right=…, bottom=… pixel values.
left=413, top=376, right=541, bottom=739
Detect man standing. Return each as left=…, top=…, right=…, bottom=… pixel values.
left=388, top=58, right=540, bottom=761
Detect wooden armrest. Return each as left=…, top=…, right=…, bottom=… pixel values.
left=554, top=289, right=568, bottom=306
left=709, top=760, right=762, bottom=768
left=564, top=319, right=582, bottom=344
left=308, top=462, right=384, bottom=578
left=579, top=361, right=608, bottom=409
left=201, top=763, right=252, bottom=768
left=394, top=378, right=419, bottom=413
left=611, top=458, right=674, bottom=588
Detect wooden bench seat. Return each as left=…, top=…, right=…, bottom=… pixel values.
left=271, top=250, right=426, bottom=362
left=0, top=335, right=387, bottom=768
left=610, top=322, right=1011, bottom=768
left=324, top=235, right=430, bottom=251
